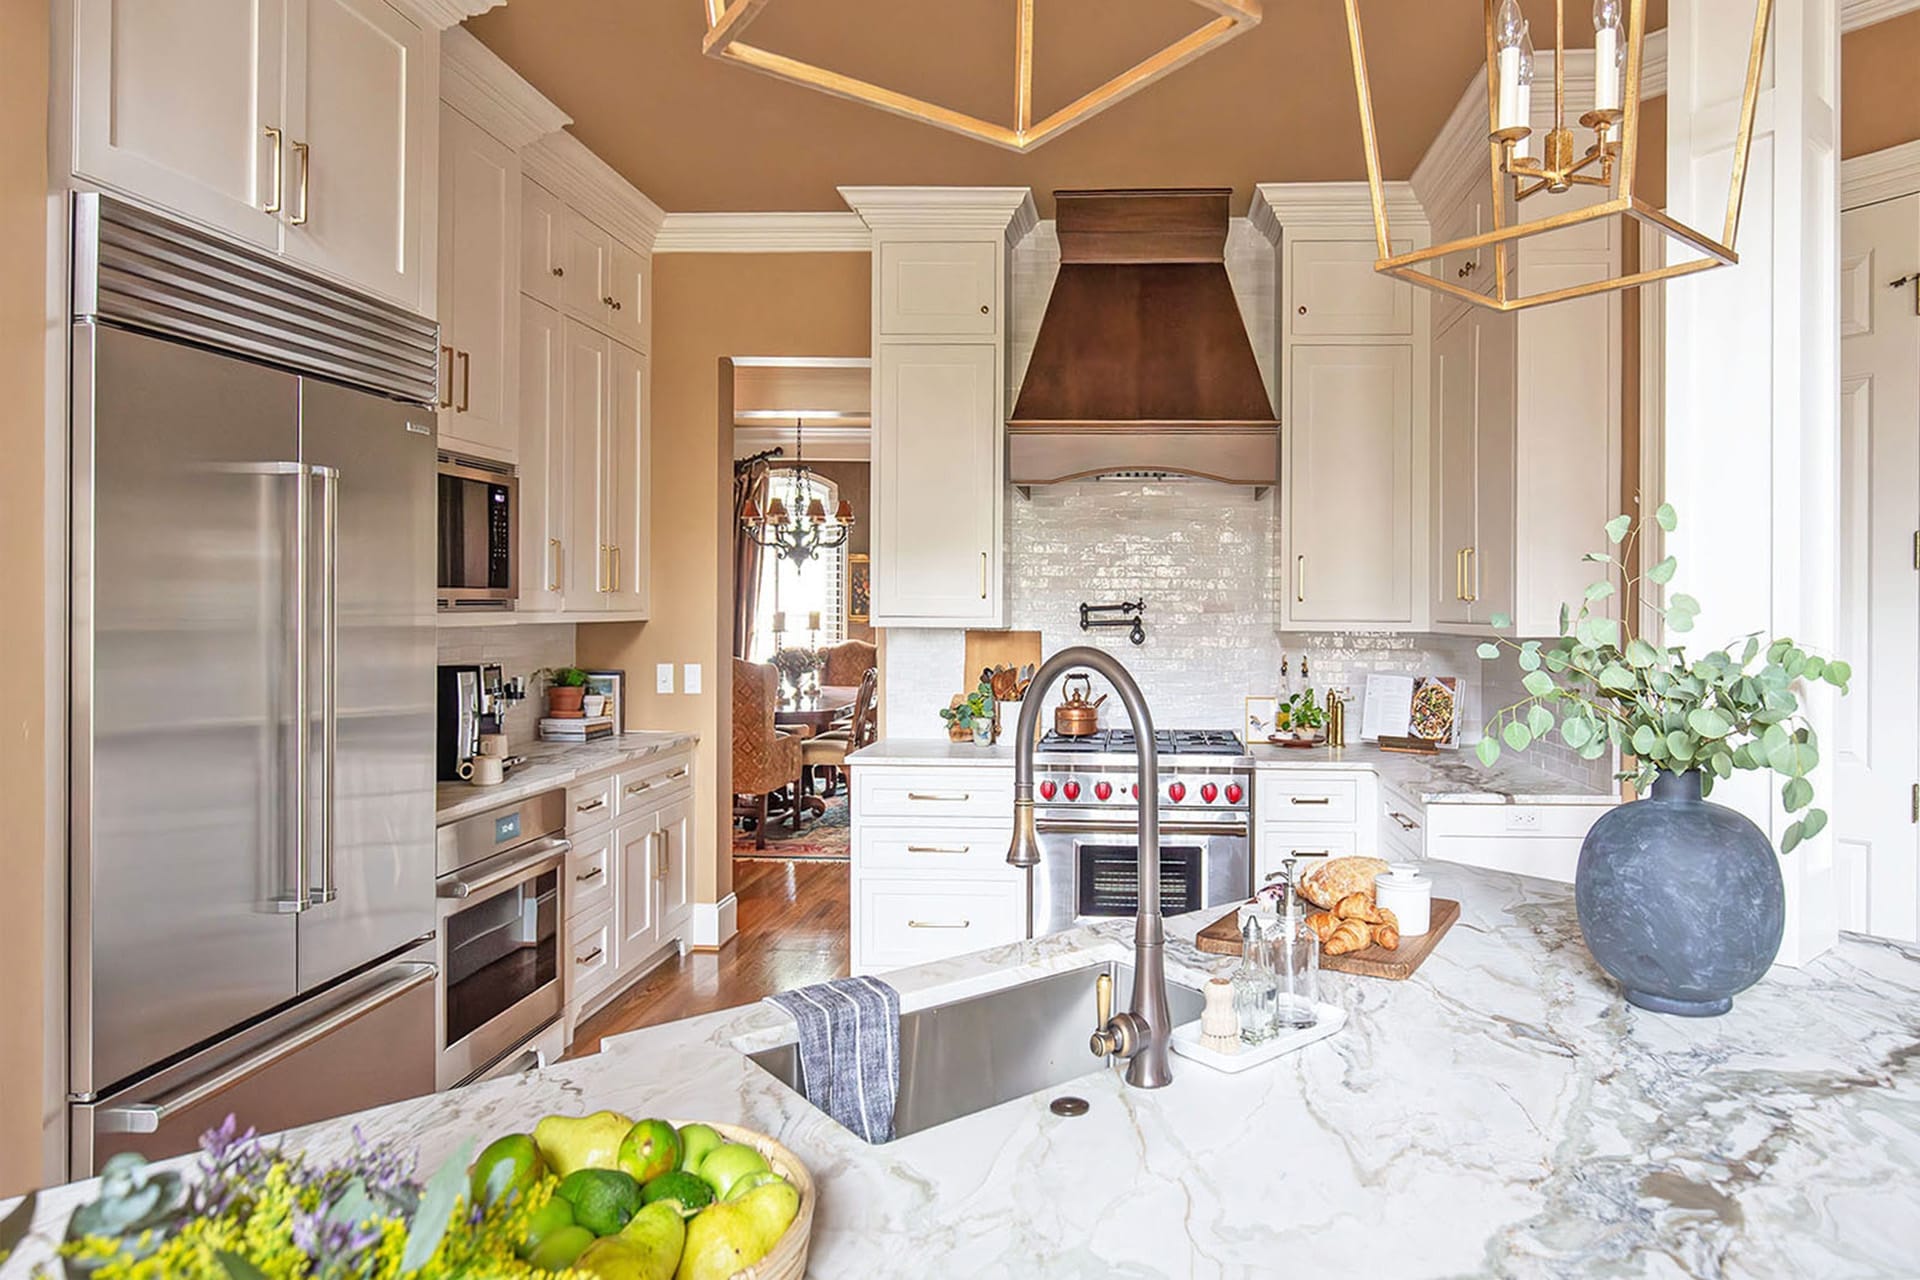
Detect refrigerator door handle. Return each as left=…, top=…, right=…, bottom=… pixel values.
left=309, top=465, right=341, bottom=907
left=94, top=962, right=436, bottom=1134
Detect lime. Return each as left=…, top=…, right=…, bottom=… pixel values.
left=617, top=1118, right=683, bottom=1184
left=555, top=1167, right=645, bottom=1236
left=639, top=1169, right=715, bottom=1217
left=517, top=1196, right=576, bottom=1259
left=525, top=1223, right=596, bottom=1271
left=676, top=1122, right=723, bottom=1174
left=469, top=1133, right=545, bottom=1208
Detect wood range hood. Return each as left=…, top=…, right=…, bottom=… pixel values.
left=1008, top=189, right=1280, bottom=488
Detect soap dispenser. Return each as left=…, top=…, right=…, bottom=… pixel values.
left=1272, top=857, right=1321, bottom=1030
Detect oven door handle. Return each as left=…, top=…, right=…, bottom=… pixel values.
left=1035, top=820, right=1250, bottom=839
left=437, top=837, right=571, bottom=900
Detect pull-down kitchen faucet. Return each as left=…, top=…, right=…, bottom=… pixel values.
left=1007, top=647, right=1173, bottom=1089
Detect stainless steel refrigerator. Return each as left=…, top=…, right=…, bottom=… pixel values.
left=68, top=195, right=441, bottom=1174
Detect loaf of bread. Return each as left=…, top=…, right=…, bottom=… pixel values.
left=1298, top=857, right=1391, bottom=909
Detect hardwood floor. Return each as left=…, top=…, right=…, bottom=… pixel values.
left=566, top=858, right=851, bottom=1058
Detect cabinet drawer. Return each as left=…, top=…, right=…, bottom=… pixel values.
left=857, top=877, right=1023, bottom=972
left=856, top=827, right=1015, bottom=874
left=567, top=830, right=613, bottom=921
left=1255, top=825, right=1357, bottom=886
left=1429, top=834, right=1581, bottom=885
left=567, top=904, right=617, bottom=1008
left=878, top=241, right=998, bottom=336
left=567, top=774, right=617, bottom=832
left=617, top=753, right=693, bottom=815
left=1257, top=775, right=1360, bottom=825
left=1425, top=802, right=1613, bottom=842
left=854, top=769, right=1013, bottom=821
left=1380, top=803, right=1424, bottom=863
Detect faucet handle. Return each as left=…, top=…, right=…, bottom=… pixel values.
left=1090, top=971, right=1122, bottom=1058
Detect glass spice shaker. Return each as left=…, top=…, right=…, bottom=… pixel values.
left=1230, top=914, right=1279, bottom=1044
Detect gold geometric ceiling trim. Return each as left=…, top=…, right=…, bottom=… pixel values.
left=702, top=0, right=1263, bottom=153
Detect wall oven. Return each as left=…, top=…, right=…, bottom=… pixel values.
left=435, top=790, right=569, bottom=1089
left=437, top=453, right=517, bottom=610
left=1036, top=813, right=1251, bottom=935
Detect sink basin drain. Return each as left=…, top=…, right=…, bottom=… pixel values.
left=1049, top=1096, right=1090, bottom=1117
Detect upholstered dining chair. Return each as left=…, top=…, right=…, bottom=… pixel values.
left=819, top=638, right=878, bottom=691
left=801, top=666, right=878, bottom=800
left=732, top=658, right=802, bottom=849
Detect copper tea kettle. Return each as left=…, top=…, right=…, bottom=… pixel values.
left=1053, top=672, right=1107, bottom=737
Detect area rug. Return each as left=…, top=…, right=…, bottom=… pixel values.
left=733, top=792, right=850, bottom=862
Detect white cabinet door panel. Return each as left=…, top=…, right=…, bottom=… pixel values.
left=437, top=105, right=516, bottom=459
left=879, top=241, right=998, bottom=337
left=608, top=239, right=650, bottom=353
left=72, top=0, right=287, bottom=248
left=562, top=215, right=613, bottom=324
left=1291, top=240, right=1413, bottom=337
left=1431, top=314, right=1479, bottom=626
left=604, top=341, right=649, bottom=615
left=562, top=319, right=610, bottom=608
left=520, top=179, right=565, bottom=310
left=655, top=792, right=693, bottom=936
left=613, top=818, right=658, bottom=971
left=518, top=298, right=568, bottom=612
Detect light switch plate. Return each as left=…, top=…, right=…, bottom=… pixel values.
left=656, top=663, right=675, bottom=694
left=683, top=663, right=703, bottom=695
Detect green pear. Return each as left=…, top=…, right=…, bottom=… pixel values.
left=674, top=1180, right=800, bottom=1280
left=534, top=1110, right=636, bottom=1178
left=575, top=1202, right=685, bottom=1280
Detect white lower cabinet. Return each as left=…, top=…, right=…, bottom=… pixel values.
left=850, top=765, right=1021, bottom=974
left=1254, top=769, right=1379, bottom=886
left=1424, top=802, right=1613, bottom=885
left=561, top=751, right=696, bottom=1035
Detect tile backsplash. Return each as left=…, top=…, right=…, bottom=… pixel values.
left=436, top=622, right=577, bottom=746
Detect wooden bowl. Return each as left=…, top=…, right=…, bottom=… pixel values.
left=708, top=1121, right=816, bottom=1280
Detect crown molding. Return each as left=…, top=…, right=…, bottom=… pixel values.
left=441, top=27, right=570, bottom=149
left=1843, top=139, right=1920, bottom=209
left=1248, top=182, right=1427, bottom=244
left=839, top=187, right=1039, bottom=245
left=653, top=212, right=873, bottom=254
left=732, top=424, right=870, bottom=461
left=1845, top=0, right=1920, bottom=29
left=523, top=131, right=667, bottom=253
left=387, top=0, right=504, bottom=30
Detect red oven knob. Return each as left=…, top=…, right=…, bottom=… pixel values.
left=1168, top=782, right=1187, bottom=803
left=1200, top=783, right=1218, bottom=804
left=1093, top=780, right=1113, bottom=802
left=1038, top=779, right=1057, bottom=801
left=1224, top=782, right=1244, bottom=805
left=1063, top=780, right=1081, bottom=801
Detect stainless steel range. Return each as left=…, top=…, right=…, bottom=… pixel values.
left=1029, top=728, right=1253, bottom=935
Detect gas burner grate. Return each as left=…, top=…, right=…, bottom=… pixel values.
left=1037, top=728, right=1245, bottom=756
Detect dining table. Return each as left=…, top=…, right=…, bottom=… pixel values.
left=774, top=685, right=856, bottom=825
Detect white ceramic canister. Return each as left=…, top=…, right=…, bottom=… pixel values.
left=1374, top=864, right=1432, bottom=936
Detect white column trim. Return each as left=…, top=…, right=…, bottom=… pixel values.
left=1842, top=139, right=1920, bottom=210
left=654, top=212, right=873, bottom=254
left=693, top=893, right=739, bottom=949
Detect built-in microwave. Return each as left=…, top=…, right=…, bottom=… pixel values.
left=437, top=453, right=517, bottom=610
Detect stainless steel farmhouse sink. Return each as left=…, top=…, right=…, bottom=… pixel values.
left=746, top=962, right=1206, bottom=1142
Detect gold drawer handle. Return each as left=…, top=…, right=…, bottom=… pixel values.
left=575, top=946, right=603, bottom=965
left=548, top=538, right=562, bottom=592
left=1289, top=849, right=1333, bottom=857
left=627, top=780, right=654, bottom=795
left=906, top=792, right=970, bottom=802
left=906, top=844, right=971, bottom=854
left=263, top=125, right=284, bottom=213
left=1388, top=811, right=1420, bottom=831
left=907, top=919, right=971, bottom=930
left=575, top=797, right=606, bottom=813
left=1289, top=796, right=1332, bottom=806
left=575, top=866, right=603, bottom=883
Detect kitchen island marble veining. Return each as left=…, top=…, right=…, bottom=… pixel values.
left=7, top=863, right=1917, bottom=1278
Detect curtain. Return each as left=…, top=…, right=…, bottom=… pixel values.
left=732, top=457, right=771, bottom=659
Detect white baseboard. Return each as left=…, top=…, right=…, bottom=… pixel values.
left=693, top=894, right=739, bottom=950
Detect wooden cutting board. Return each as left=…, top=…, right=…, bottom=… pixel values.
left=1194, top=899, right=1461, bottom=981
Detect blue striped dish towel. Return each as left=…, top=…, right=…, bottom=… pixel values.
left=764, top=975, right=900, bottom=1144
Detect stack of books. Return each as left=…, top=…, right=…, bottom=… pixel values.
left=539, top=716, right=616, bottom=743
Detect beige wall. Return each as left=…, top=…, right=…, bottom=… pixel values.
left=1843, top=10, right=1920, bottom=160
left=1, top=0, right=50, bottom=1198
left=577, top=253, right=870, bottom=918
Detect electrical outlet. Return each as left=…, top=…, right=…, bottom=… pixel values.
left=655, top=663, right=675, bottom=695
left=684, top=663, right=703, bottom=695
left=1506, top=809, right=1541, bottom=831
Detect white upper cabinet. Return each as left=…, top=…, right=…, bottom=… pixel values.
left=878, top=241, right=999, bottom=337
left=1430, top=311, right=1481, bottom=627
left=520, top=179, right=565, bottom=310
left=603, top=339, right=650, bottom=615
left=563, top=317, right=611, bottom=607
left=607, top=239, right=650, bottom=354
left=1290, top=240, right=1414, bottom=338
left=873, top=342, right=1001, bottom=625
left=71, top=0, right=434, bottom=310
left=436, top=104, right=518, bottom=460
left=562, top=216, right=613, bottom=322
left=517, top=297, right=568, bottom=614
left=1282, top=346, right=1415, bottom=626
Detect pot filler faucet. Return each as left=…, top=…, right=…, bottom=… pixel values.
left=1007, top=647, right=1173, bottom=1089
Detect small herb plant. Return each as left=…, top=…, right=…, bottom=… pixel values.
left=1278, top=690, right=1326, bottom=733
left=1474, top=504, right=1850, bottom=853
left=940, top=681, right=995, bottom=730
left=538, top=666, right=590, bottom=688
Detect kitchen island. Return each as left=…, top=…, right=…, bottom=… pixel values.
left=8, top=862, right=1918, bottom=1277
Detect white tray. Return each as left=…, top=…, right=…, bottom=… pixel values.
left=1169, top=1003, right=1347, bottom=1073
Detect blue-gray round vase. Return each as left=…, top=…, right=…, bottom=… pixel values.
left=1574, top=769, right=1785, bottom=1017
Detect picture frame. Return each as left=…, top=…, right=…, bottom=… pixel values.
left=584, top=669, right=625, bottom=734
left=1243, top=695, right=1279, bottom=744
left=847, top=553, right=871, bottom=625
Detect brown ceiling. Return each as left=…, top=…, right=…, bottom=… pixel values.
left=467, top=0, right=1667, bottom=215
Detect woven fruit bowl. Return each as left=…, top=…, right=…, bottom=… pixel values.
left=704, top=1122, right=815, bottom=1280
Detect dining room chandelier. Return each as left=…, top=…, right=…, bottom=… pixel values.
left=1339, top=0, right=1773, bottom=311
left=740, top=420, right=854, bottom=568
left=701, top=0, right=1263, bottom=152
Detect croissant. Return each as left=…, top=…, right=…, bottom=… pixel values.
left=1372, top=921, right=1400, bottom=951
left=1333, top=892, right=1375, bottom=921
left=1305, top=911, right=1338, bottom=943
left=1324, top=917, right=1372, bottom=955
left=1373, top=904, right=1399, bottom=931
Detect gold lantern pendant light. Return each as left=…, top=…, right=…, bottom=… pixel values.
left=1339, top=0, right=1775, bottom=311
left=740, top=419, right=855, bottom=568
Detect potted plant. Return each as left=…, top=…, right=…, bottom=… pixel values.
left=539, top=666, right=590, bottom=719
left=940, top=682, right=997, bottom=746
left=1473, top=504, right=1849, bottom=1016
left=1276, top=689, right=1326, bottom=742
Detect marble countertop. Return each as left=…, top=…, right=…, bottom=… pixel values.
left=436, top=731, right=699, bottom=823
left=850, top=738, right=1614, bottom=805
left=9, top=862, right=1917, bottom=1276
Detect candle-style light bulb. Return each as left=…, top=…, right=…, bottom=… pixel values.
left=1514, top=23, right=1536, bottom=159
left=1593, top=0, right=1624, bottom=112
left=1495, top=0, right=1527, bottom=131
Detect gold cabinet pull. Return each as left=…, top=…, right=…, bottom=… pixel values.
left=906, top=844, right=971, bottom=854
left=575, top=865, right=604, bottom=883
left=1289, top=796, right=1332, bottom=806
left=611, top=545, right=622, bottom=594
left=575, top=945, right=603, bottom=966
left=1289, top=849, right=1334, bottom=857
left=455, top=350, right=471, bottom=413
left=575, top=796, right=606, bottom=813
left=548, top=538, right=562, bottom=591
left=1295, top=554, right=1306, bottom=603
left=262, top=126, right=284, bottom=213
left=552, top=265, right=565, bottom=278
left=980, top=551, right=988, bottom=599
left=438, top=346, right=454, bottom=409
left=289, top=140, right=311, bottom=226
left=906, top=792, right=969, bottom=802
left=1464, top=546, right=1478, bottom=603
left=907, top=919, right=970, bottom=930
